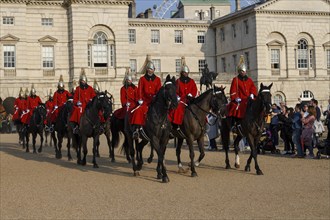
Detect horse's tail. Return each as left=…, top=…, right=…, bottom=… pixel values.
left=110, top=115, right=121, bottom=149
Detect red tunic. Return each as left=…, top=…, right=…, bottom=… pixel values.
left=113, top=84, right=138, bottom=119
left=12, top=97, right=27, bottom=121
left=170, top=77, right=198, bottom=125
left=227, top=75, right=257, bottom=119
left=22, top=95, right=42, bottom=124
left=45, top=99, right=54, bottom=124
left=69, top=85, right=96, bottom=124
left=130, top=74, right=161, bottom=125
left=51, top=89, right=70, bottom=123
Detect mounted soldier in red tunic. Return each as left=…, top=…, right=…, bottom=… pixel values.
left=12, top=87, right=27, bottom=124
left=21, top=85, right=42, bottom=125
left=130, top=61, right=162, bottom=139
left=170, top=64, right=198, bottom=131
left=227, top=55, right=257, bottom=133
left=45, top=89, right=54, bottom=130
left=69, top=70, right=96, bottom=134
left=113, top=74, right=138, bottom=120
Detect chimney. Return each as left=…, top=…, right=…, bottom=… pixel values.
left=199, top=10, right=205, bottom=20
left=128, top=0, right=136, bottom=18
left=210, top=5, right=215, bottom=20
left=144, top=8, right=153, bottom=18
left=235, top=0, right=241, bottom=11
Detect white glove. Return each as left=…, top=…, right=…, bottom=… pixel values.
left=126, top=102, right=131, bottom=107
left=187, top=93, right=193, bottom=97
left=177, top=96, right=181, bottom=101
left=77, top=101, right=82, bottom=106
left=138, top=100, right=143, bottom=105
left=235, top=97, right=241, bottom=103
left=15, top=107, right=19, bottom=110
left=249, top=94, right=254, bottom=99
left=54, top=105, right=58, bottom=109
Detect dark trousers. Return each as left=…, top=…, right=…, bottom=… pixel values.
left=270, top=124, right=279, bottom=146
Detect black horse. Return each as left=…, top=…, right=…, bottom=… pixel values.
left=22, top=104, right=47, bottom=153
left=171, top=86, right=227, bottom=177
left=77, top=92, right=113, bottom=168
left=51, top=99, right=74, bottom=160
left=220, top=83, right=273, bottom=175
left=200, top=71, right=218, bottom=92
left=119, top=75, right=178, bottom=182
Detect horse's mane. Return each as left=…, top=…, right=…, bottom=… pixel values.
left=189, top=89, right=212, bottom=104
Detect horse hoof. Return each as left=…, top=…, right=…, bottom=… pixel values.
left=245, top=166, right=250, bottom=172
left=225, top=164, right=231, bottom=169
left=147, top=157, right=153, bottom=164
left=56, top=154, right=61, bottom=159
left=257, top=170, right=264, bottom=175
left=33, top=150, right=37, bottom=154
left=235, top=163, right=240, bottom=169
left=93, top=164, right=99, bottom=168
left=96, top=153, right=100, bottom=158
left=77, top=160, right=81, bottom=165
left=68, top=157, right=72, bottom=161
left=162, top=176, right=170, bottom=183
left=134, top=171, right=140, bottom=176
left=157, top=174, right=162, bottom=179
left=81, top=161, right=86, bottom=166
left=38, top=149, right=42, bottom=153
left=178, top=167, right=185, bottom=173
left=111, top=158, right=116, bottom=163
left=26, top=149, right=29, bottom=153
left=191, top=172, right=198, bottom=177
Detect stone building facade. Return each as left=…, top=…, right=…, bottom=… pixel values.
left=0, top=0, right=329, bottom=108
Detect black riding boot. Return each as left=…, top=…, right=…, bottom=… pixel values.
left=132, top=125, right=140, bottom=140
left=70, top=122, right=79, bottom=134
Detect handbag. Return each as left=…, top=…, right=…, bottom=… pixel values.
left=313, top=120, right=325, bottom=133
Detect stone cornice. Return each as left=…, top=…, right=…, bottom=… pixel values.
left=0, top=34, right=20, bottom=42
left=129, top=19, right=210, bottom=29
left=65, top=0, right=132, bottom=6
left=256, top=10, right=330, bottom=16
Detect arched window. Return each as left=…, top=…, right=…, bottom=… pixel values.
left=297, top=39, right=308, bottom=69
left=273, top=93, right=285, bottom=106
left=300, top=90, right=314, bottom=102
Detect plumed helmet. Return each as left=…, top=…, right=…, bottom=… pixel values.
left=146, top=61, right=155, bottom=71
left=122, top=74, right=133, bottom=85
left=19, top=87, right=24, bottom=97
left=24, top=88, right=29, bottom=98
left=181, top=65, right=190, bottom=74
left=30, top=84, right=36, bottom=96
left=79, top=68, right=87, bottom=83
left=93, top=79, right=100, bottom=92
left=48, top=89, right=53, bottom=99
left=237, top=55, right=247, bottom=73
left=58, top=75, right=64, bottom=89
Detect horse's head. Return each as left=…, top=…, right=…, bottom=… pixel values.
left=96, top=91, right=113, bottom=120
left=35, top=103, right=47, bottom=121
left=258, top=83, right=273, bottom=114
left=211, top=85, right=228, bottom=116
left=163, top=74, right=178, bottom=110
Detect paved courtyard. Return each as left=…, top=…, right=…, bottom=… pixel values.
left=0, top=133, right=329, bottom=219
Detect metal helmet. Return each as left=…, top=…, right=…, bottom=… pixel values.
left=24, top=88, right=29, bottom=98
left=123, top=74, right=133, bottom=85
left=30, top=84, right=36, bottom=96
left=48, top=89, right=53, bottom=99
left=19, top=87, right=24, bottom=98
left=58, top=75, right=64, bottom=89
left=181, top=65, right=190, bottom=74
left=146, top=61, right=155, bottom=71
left=237, top=55, right=247, bottom=73
left=93, top=79, right=100, bottom=93
left=79, top=68, right=87, bottom=83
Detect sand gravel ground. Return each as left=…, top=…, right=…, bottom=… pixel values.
left=0, top=133, right=329, bottom=219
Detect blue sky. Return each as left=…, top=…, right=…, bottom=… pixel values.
left=135, top=0, right=254, bottom=18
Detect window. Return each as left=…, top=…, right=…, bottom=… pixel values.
left=216, top=10, right=220, bottom=17
left=3, top=17, right=14, bottom=25
left=309, top=49, right=314, bottom=69
left=174, top=30, right=183, bottom=44
left=152, top=59, right=161, bottom=73
left=297, top=39, right=308, bottom=69
left=220, top=28, right=225, bottom=41
left=151, top=30, right=160, bottom=44
left=128, top=29, right=136, bottom=44
left=3, top=45, right=15, bottom=68
left=232, top=24, right=236, bottom=38
left=92, top=31, right=108, bottom=68
left=327, top=49, right=330, bottom=69
left=300, top=90, right=314, bottom=101
left=221, top=57, right=226, bottom=72
left=273, top=93, right=284, bottom=106
left=110, top=44, right=115, bottom=67
left=195, top=10, right=199, bottom=18
left=87, top=44, right=91, bottom=67
left=233, top=54, right=237, bottom=71
left=197, top=31, right=205, bottom=44
left=244, top=20, right=249, bottom=34
left=42, top=46, right=54, bottom=68
left=130, top=59, right=137, bottom=73
left=271, top=49, right=280, bottom=69
left=41, top=18, right=53, bottom=26
left=245, top=52, right=250, bottom=70
left=204, top=10, right=209, bottom=17
left=175, top=59, right=181, bottom=72
left=198, top=59, right=206, bottom=73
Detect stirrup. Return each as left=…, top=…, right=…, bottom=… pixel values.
left=73, top=126, right=79, bottom=134
left=132, top=129, right=139, bottom=140
left=45, top=125, right=50, bottom=132
left=231, top=126, right=237, bottom=134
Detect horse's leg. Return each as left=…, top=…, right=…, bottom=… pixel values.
left=175, top=138, right=185, bottom=173
left=123, top=138, right=131, bottom=163
left=38, top=129, right=44, bottom=153
left=95, top=139, right=100, bottom=158
left=147, top=143, right=154, bottom=164
left=76, top=135, right=83, bottom=165
left=136, top=139, right=148, bottom=170
left=234, top=136, right=242, bottom=168
left=196, top=137, right=205, bottom=166
left=158, top=149, right=169, bottom=183
left=32, top=132, right=37, bottom=154
left=251, top=138, right=263, bottom=175
left=56, top=132, right=63, bottom=159
left=105, top=132, right=114, bottom=162
left=221, top=121, right=231, bottom=169
left=81, top=136, right=88, bottom=166
left=244, top=135, right=254, bottom=172
left=92, top=136, right=99, bottom=168
left=187, top=138, right=197, bottom=177
left=67, top=136, right=72, bottom=161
